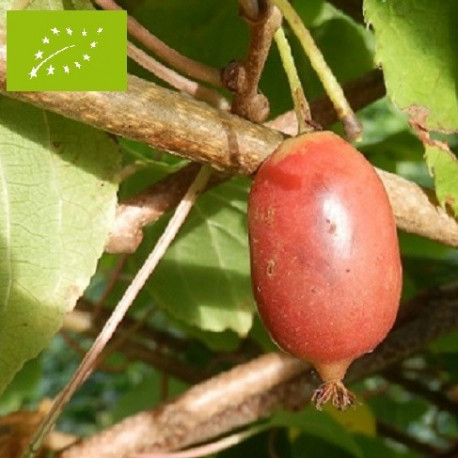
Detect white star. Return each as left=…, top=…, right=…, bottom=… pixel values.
left=82, top=29, right=87, bottom=37
left=51, top=27, right=60, bottom=35
left=34, top=50, right=43, bottom=60
left=42, top=36, right=49, bottom=44
left=66, top=27, right=73, bottom=36
left=47, top=65, right=55, bottom=75
left=63, top=65, right=70, bottom=73
left=90, top=41, right=97, bottom=48
left=97, top=27, right=103, bottom=33
left=74, top=61, right=81, bottom=69
left=83, top=54, right=90, bottom=61
left=29, top=67, right=38, bottom=79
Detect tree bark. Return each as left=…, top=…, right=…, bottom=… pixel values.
left=1, top=59, right=456, bottom=248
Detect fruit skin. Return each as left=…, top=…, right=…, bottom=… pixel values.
left=248, top=131, right=402, bottom=407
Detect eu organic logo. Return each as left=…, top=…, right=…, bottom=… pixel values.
left=7, top=11, right=127, bottom=91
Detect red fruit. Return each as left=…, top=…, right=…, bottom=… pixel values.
left=248, top=131, right=402, bottom=410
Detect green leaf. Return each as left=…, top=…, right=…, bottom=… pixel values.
left=292, top=434, right=355, bottom=458
left=0, top=96, right=119, bottom=394
left=354, top=434, right=416, bottom=458
left=141, top=176, right=255, bottom=336
left=424, top=144, right=458, bottom=215
left=0, top=357, right=42, bottom=413
left=430, top=331, right=458, bottom=354
left=129, top=0, right=248, bottom=79
left=271, top=409, right=363, bottom=458
left=364, top=0, right=458, bottom=132
left=368, top=396, right=430, bottom=431
left=364, top=1, right=458, bottom=215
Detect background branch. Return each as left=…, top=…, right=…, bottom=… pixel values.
left=60, top=283, right=458, bottom=458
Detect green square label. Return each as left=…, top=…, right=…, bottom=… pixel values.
left=7, top=10, right=127, bottom=91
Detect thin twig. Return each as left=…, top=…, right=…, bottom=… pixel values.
left=222, top=1, right=281, bottom=122
left=273, top=26, right=312, bottom=134
left=93, top=253, right=129, bottom=317
left=270, top=0, right=362, bottom=140
left=94, top=0, right=222, bottom=87
left=127, top=42, right=230, bottom=110
left=97, top=306, right=155, bottom=368
left=23, top=165, right=213, bottom=458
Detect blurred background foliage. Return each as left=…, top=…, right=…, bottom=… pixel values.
left=1, top=0, right=457, bottom=457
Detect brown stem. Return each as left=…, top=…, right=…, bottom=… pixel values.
left=0, top=60, right=457, bottom=249
left=59, top=283, right=458, bottom=458
left=266, top=66, right=386, bottom=136
left=222, top=1, right=282, bottom=122
left=93, top=254, right=129, bottom=316
left=127, top=42, right=229, bottom=110
left=94, top=0, right=222, bottom=87
left=59, top=353, right=309, bottom=458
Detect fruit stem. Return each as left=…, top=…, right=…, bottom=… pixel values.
left=311, top=380, right=357, bottom=411
left=270, top=0, right=362, bottom=140
left=274, top=26, right=312, bottom=135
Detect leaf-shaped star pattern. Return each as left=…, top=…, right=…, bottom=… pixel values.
left=7, top=10, right=126, bottom=91
left=29, top=25, right=102, bottom=78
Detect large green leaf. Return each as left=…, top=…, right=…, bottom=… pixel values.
left=424, top=144, right=458, bottom=215
left=0, top=96, right=119, bottom=394
left=128, top=0, right=248, bottom=82
left=364, top=0, right=458, bottom=132
left=139, top=176, right=254, bottom=337
left=364, top=1, right=458, bottom=216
